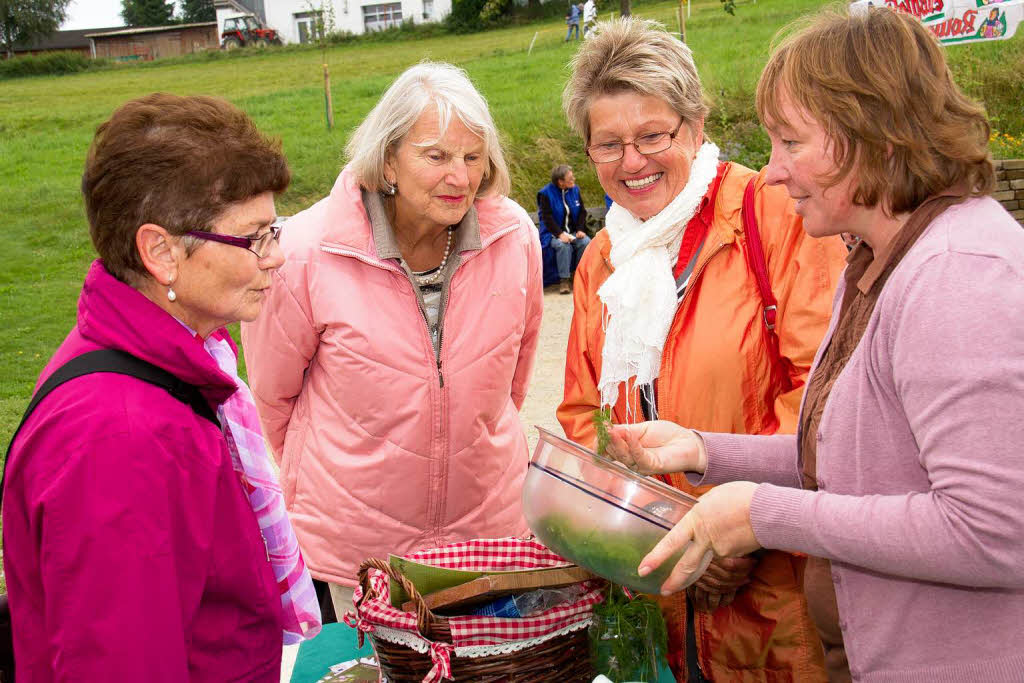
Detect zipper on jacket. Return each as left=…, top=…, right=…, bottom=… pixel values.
left=430, top=264, right=457, bottom=541
left=435, top=277, right=454, bottom=388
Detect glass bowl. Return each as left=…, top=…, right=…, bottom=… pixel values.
left=522, top=427, right=712, bottom=594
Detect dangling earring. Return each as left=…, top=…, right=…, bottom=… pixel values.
left=167, top=277, right=177, bottom=302
left=385, top=180, right=397, bottom=196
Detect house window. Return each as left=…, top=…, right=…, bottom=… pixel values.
left=422, top=0, right=433, bottom=18
left=294, top=10, right=323, bottom=43
left=362, top=2, right=402, bottom=31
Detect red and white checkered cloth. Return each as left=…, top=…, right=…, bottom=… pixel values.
left=346, top=538, right=604, bottom=682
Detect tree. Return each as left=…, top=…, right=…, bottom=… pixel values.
left=120, top=0, right=174, bottom=27
left=619, top=0, right=630, bottom=17
left=0, top=0, right=72, bottom=58
left=179, top=0, right=214, bottom=23
left=445, top=0, right=488, bottom=33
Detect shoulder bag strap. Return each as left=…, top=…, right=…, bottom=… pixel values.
left=742, top=176, right=782, bottom=361
left=3, top=349, right=220, bottom=504
left=0, top=350, right=220, bottom=673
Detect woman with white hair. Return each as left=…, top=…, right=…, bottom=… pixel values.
left=242, top=62, right=542, bottom=617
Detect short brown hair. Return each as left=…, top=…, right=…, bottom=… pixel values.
left=563, top=17, right=710, bottom=144
left=756, top=6, right=993, bottom=214
left=82, top=93, right=290, bottom=284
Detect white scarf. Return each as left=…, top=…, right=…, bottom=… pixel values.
left=597, top=141, right=720, bottom=415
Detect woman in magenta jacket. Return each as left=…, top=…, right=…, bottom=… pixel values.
left=3, top=94, right=319, bottom=682
left=241, top=62, right=543, bottom=617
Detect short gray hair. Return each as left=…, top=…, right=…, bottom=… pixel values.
left=563, top=18, right=710, bottom=144
left=346, top=61, right=511, bottom=197
left=551, top=164, right=572, bottom=185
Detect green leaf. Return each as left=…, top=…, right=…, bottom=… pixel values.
left=589, top=583, right=669, bottom=680
left=593, top=406, right=612, bottom=456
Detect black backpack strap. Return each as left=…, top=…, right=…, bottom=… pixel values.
left=3, top=349, right=220, bottom=503
left=1, top=350, right=221, bottom=678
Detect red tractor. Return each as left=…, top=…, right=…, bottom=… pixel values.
left=221, top=15, right=282, bottom=49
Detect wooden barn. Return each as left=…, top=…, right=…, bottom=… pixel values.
left=86, top=22, right=219, bottom=60
left=6, top=27, right=123, bottom=58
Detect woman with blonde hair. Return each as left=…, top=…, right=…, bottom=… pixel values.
left=605, top=6, right=1024, bottom=680
left=242, top=62, right=542, bottom=618
left=558, top=17, right=847, bottom=681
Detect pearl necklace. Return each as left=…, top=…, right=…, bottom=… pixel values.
left=412, top=227, right=455, bottom=286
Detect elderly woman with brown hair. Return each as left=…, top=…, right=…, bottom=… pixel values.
left=557, top=17, right=847, bottom=682
left=242, top=62, right=542, bottom=619
left=606, top=7, right=1024, bottom=681
left=2, top=93, right=320, bottom=681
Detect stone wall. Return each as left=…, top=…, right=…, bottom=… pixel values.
left=995, top=159, right=1024, bottom=227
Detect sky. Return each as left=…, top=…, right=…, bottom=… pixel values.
left=61, top=0, right=126, bottom=30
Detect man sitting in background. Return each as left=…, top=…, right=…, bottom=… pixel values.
left=537, top=164, right=591, bottom=294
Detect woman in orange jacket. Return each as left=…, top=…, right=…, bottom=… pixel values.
left=557, top=19, right=847, bottom=681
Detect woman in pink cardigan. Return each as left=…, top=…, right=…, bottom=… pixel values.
left=604, top=8, right=1024, bottom=682
left=241, top=62, right=542, bottom=618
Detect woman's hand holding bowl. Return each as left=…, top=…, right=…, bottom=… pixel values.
left=638, top=481, right=761, bottom=595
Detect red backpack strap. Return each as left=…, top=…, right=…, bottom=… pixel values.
left=742, top=177, right=781, bottom=357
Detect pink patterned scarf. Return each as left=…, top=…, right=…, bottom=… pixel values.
left=205, top=334, right=322, bottom=645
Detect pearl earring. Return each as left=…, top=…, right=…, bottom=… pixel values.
left=167, top=277, right=177, bottom=302
left=385, top=180, right=397, bottom=196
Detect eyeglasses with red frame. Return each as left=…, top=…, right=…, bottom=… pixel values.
left=185, top=224, right=282, bottom=258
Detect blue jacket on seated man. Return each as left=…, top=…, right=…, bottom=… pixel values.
left=537, top=164, right=591, bottom=292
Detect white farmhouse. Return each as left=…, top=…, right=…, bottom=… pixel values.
left=214, top=0, right=452, bottom=43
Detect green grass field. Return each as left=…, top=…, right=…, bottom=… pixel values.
left=1, top=0, right=1023, bottom=448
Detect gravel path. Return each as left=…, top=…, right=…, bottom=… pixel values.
left=519, top=287, right=575, bottom=451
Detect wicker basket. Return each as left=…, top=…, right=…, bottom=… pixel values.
left=356, top=558, right=596, bottom=682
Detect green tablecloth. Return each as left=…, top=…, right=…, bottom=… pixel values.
left=290, top=622, right=674, bottom=683
left=290, top=623, right=374, bottom=682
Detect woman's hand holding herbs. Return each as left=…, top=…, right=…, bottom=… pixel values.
left=605, top=420, right=707, bottom=475
left=689, top=555, right=759, bottom=612
left=638, top=481, right=762, bottom=595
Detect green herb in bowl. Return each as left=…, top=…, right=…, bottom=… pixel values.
left=535, top=513, right=684, bottom=595
left=593, top=406, right=613, bottom=456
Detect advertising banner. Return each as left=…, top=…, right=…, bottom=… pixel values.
left=851, top=0, right=1024, bottom=45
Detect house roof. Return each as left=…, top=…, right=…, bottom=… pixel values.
left=13, top=26, right=124, bottom=52
left=86, top=22, right=217, bottom=39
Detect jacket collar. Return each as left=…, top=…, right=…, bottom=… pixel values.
left=321, top=167, right=520, bottom=258
left=362, top=189, right=482, bottom=260
left=77, top=260, right=238, bottom=405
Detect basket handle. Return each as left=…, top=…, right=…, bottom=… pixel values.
left=357, top=557, right=439, bottom=640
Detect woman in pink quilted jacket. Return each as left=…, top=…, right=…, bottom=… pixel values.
left=241, top=62, right=543, bottom=618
